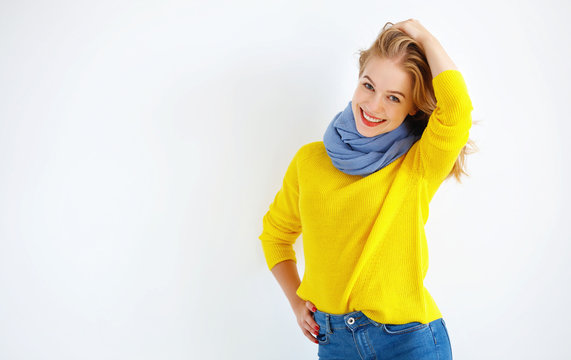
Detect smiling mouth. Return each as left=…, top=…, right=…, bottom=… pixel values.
left=360, top=108, right=387, bottom=127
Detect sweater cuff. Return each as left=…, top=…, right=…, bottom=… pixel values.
left=260, top=238, right=297, bottom=270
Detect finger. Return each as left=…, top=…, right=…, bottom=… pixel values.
left=392, top=22, right=409, bottom=34
left=305, top=313, right=320, bottom=332
left=303, top=322, right=319, bottom=336
left=302, top=328, right=319, bottom=344
left=304, top=302, right=320, bottom=330
left=305, top=301, right=317, bottom=313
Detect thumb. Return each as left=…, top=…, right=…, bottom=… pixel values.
left=305, top=300, right=317, bottom=313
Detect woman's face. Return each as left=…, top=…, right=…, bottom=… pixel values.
left=352, top=55, right=418, bottom=137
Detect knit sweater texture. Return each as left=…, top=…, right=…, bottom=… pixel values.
left=259, top=70, right=473, bottom=325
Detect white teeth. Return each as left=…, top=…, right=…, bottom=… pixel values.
left=362, top=109, right=385, bottom=123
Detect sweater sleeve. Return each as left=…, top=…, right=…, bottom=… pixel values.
left=258, top=148, right=302, bottom=271
left=416, top=70, right=474, bottom=182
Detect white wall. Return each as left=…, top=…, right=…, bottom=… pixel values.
left=1, top=0, right=569, bottom=359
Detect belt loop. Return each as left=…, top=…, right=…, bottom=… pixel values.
left=325, top=314, right=332, bottom=334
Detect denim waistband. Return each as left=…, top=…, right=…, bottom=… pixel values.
left=313, top=309, right=381, bottom=333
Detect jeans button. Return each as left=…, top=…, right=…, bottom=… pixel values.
left=347, top=317, right=355, bottom=325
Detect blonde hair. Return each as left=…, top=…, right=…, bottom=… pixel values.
left=357, top=22, right=478, bottom=183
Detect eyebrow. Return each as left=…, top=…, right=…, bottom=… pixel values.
left=363, top=75, right=406, bottom=99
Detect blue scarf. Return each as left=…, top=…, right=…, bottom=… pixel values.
left=323, top=101, right=421, bottom=176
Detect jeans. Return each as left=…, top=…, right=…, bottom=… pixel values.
left=313, top=310, right=452, bottom=360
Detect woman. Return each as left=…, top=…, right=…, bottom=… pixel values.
left=259, top=19, right=475, bottom=359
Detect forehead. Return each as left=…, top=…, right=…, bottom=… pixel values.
left=362, top=56, right=412, bottom=93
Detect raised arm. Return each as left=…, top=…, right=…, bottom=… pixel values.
left=394, top=19, right=473, bottom=182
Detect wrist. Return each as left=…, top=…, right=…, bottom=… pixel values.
left=419, top=34, right=441, bottom=54
left=418, top=33, right=436, bottom=48
left=421, top=37, right=458, bottom=78
left=289, top=293, right=304, bottom=310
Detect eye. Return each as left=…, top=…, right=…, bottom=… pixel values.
left=389, top=95, right=400, bottom=103
left=363, top=82, right=374, bottom=91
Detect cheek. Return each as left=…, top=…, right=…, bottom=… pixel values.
left=353, top=86, right=368, bottom=100
left=351, top=91, right=361, bottom=103
left=390, top=106, right=407, bottom=117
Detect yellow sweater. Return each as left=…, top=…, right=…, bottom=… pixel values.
left=259, top=70, right=473, bottom=325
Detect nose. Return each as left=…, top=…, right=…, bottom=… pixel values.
left=369, top=97, right=385, bottom=116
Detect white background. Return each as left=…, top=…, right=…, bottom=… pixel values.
left=1, top=0, right=570, bottom=359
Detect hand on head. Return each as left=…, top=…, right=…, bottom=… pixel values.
left=392, top=18, right=435, bottom=46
